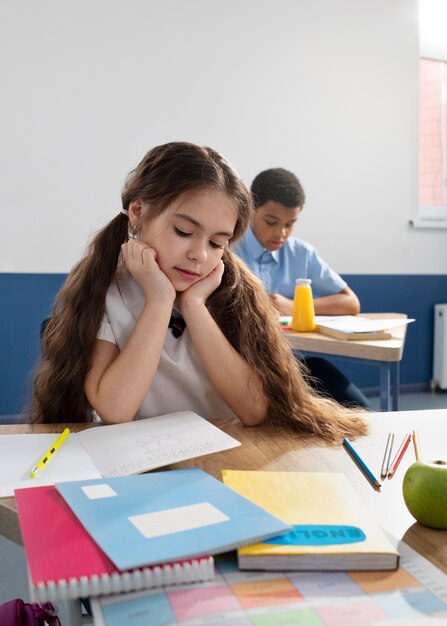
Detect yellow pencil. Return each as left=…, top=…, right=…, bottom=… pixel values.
left=29, top=428, right=70, bottom=478
left=412, top=429, right=421, bottom=460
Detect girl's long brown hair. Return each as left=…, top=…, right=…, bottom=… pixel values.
left=31, top=142, right=367, bottom=443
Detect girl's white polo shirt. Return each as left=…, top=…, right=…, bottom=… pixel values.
left=97, top=271, right=236, bottom=421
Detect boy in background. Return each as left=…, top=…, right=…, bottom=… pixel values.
left=233, top=167, right=369, bottom=408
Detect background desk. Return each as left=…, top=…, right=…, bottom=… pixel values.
left=285, top=313, right=408, bottom=411
left=1, top=409, right=445, bottom=576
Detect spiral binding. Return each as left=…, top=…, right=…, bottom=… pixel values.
left=31, top=556, right=214, bottom=602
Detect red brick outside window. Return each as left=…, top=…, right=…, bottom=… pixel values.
left=419, top=58, right=447, bottom=213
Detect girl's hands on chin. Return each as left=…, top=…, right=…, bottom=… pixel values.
left=121, top=240, right=175, bottom=304
left=179, top=260, right=225, bottom=310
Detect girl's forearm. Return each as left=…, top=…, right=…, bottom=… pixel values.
left=87, top=301, right=172, bottom=423
left=181, top=300, right=268, bottom=426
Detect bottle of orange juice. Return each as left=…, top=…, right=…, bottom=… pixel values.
left=292, top=278, right=316, bottom=332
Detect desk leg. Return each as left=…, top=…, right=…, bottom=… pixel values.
left=391, top=362, right=400, bottom=411
left=380, top=364, right=391, bottom=411
left=64, top=599, right=83, bottom=626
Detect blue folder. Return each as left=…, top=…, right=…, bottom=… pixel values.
left=56, top=468, right=289, bottom=570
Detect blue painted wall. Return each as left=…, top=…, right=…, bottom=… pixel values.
left=1, top=274, right=67, bottom=416
left=340, top=275, right=447, bottom=391
left=1, top=273, right=446, bottom=415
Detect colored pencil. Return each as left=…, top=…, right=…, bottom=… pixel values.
left=412, top=429, right=421, bottom=460
left=380, top=433, right=394, bottom=480
left=343, top=438, right=381, bottom=490
left=387, top=433, right=412, bottom=479
left=29, top=428, right=70, bottom=478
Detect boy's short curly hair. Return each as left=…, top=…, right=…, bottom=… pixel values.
left=251, top=168, right=306, bottom=210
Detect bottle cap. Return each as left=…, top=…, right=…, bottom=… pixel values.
left=295, top=278, right=312, bottom=285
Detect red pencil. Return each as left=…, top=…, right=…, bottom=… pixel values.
left=387, top=433, right=412, bottom=479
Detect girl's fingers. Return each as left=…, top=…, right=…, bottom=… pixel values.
left=180, top=260, right=225, bottom=304
left=142, top=247, right=158, bottom=269
left=121, top=241, right=174, bottom=303
left=205, top=260, right=225, bottom=286
left=122, top=241, right=156, bottom=268
left=213, top=260, right=225, bottom=280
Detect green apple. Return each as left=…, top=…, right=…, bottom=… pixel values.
left=402, top=460, right=447, bottom=529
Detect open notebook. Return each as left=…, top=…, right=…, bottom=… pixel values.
left=279, top=315, right=414, bottom=341
left=1, top=411, right=240, bottom=497
left=314, top=316, right=415, bottom=341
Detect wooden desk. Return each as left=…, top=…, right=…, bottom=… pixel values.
left=285, top=313, right=408, bottom=411
left=1, top=409, right=446, bottom=576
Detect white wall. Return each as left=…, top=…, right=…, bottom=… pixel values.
left=1, top=0, right=443, bottom=275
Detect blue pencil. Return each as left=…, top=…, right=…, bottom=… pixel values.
left=343, top=438, right=382, bottom=490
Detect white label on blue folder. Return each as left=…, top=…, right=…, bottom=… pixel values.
left=81, top=484, right=118, bottom=499
left=128, top=502, right=229, bottom=538
left=262, top=525, right=366, bottom=546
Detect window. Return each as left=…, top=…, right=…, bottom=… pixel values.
left=419, top=58, right=447, bottom=220
left=417, top=0, right=447, bottom=226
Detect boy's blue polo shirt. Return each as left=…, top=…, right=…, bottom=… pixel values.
left=233, top=227, right=346, bottom=300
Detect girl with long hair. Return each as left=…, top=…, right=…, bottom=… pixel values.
left=31, top=142, right=367, bottom=443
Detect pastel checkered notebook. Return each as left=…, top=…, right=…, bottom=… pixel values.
left=15, top=485, right=214, bottom=603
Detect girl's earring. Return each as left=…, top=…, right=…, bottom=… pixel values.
left=128, top=223, right=140, bottom=240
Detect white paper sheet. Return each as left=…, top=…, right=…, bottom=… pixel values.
left=77, top=411, right=240, bottom=477
left=0, top=433, right=101, bottom=497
